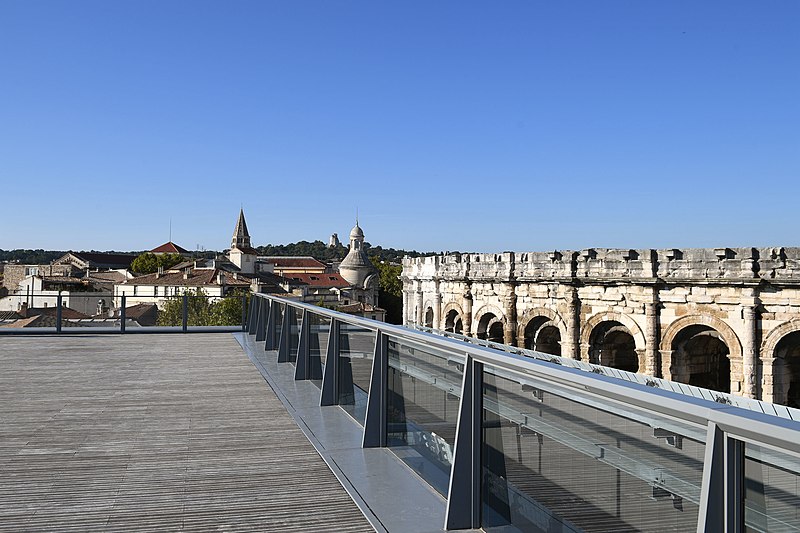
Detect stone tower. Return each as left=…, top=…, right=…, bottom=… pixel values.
left=338, top=221, right=379, bottom=306
left=229, top=208, right=257, bottom=274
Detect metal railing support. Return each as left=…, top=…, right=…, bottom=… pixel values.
left=255, top=297, right=267, bottom=342
left=294, top=309, right=310, bottom=380
left=277, top=304, right=292, bottom=363
left=320, top=318, right=340, bottom=406
left=56, top=293, right=63, bottom=334
left=725, top=436, right=745, bottom=533
left=120, top=295, right=127, bottom=333
left=445, top=356, right=483, bottom=530
left=241, top=295, right=248, bottom=332
left=697, top=422, right=725, bottom=533
left=265, top=301, right=276, bottom=351
left=363, top=329, right=388, bottom=448
left=182, top=294, right=189, bottom=333
left=249, top=294, right=260, bottom=333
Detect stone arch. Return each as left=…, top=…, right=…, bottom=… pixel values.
left=580, top=312, right=646, bottom=353
left=761, top=319, right=800, bottom=358
left=761, top=319, right=800, bottom=406
left=659, top=315, right=742, bottom=394
left=660, top=315, right=742, bottom=358
left=517, top=308, right=568, bottom=355
left=580, top=312, right=646, bottom=372
left=441, top=301, right=465, bottom=334
left=474, top=304, right=507, bottom=343
left=516, top=308, right=568, bottom=345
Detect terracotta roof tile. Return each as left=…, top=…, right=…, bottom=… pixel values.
left=262, top=257, right=326, bottom=269
left=123, top=268, right=251, bottom=288
left=151, top=242, right=190, bottom=254
left=284, top=273, right=350, bottom=288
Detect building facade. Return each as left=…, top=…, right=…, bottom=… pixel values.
left=403, top=247, right=800, bottom=407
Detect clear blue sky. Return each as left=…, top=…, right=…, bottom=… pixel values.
left=1, top=1, right=798, bottom=253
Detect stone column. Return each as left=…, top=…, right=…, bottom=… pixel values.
left=659, top=350, right=674, bottom=380
left=433, top=279, right=442, bottom=330
left=563, top=287, right=580, bottom=359
left=503, top=283, right=517, bottom=346
left=414, top=281, right=424, bottom=326
left=644, top=302, right=659, bottom=377
left=760, top=357, right=776, bottom=404
left=462, top=284, right=473, bottom=337
left=401, top=280, right=411, bottom=326
left=742, top=304, right=758, bottom=399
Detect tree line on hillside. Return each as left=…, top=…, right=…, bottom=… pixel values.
left=254, top=240, right=427, bottom=264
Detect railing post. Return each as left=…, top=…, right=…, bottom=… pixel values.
left=277, top=304, right=292, bottom=363
left=241, top=295, right=247, bottom=331
left=320, top=318, right=340, bottom=406
left=248, top=294, right=259, bottom=333
left=294, top=309, right=310, bottom=380
left=363, top=329, right=388, bottom=448
left=255, top=298, right=267, bottom=342
left=265, top=300, right=276, bottom=351
left=56, top=292, right=63, bottom=334
left=445, top=355, right=482, bottom=530
left=725, top=436, right=745, bottom=533
left=120, top=295, right=127, bottom=333
left=182, top=294, right=189, bottom=332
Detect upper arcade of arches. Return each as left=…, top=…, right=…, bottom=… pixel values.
left=403, top=247, right=800, bottom=284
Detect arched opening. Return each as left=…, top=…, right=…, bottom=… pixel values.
left=424, top=307, right=434, bottom=328
left=672, top=325, right=731, bottom=393
left=589, top=321, right=638, bottom=373
left=444, top=309, right=463, bottom=334
left=478, top=313, right=505, bottom=344
left=774, top=331, right=800, bottom=408
left=523, top=317, right=561, bottom=356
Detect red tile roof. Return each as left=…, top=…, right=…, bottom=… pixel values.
left=283, top=273, right=350, bottom=288
left=263, top=257, right=326, bottom=269
left=27, top=307, right=91, bottom=319
left=151, top=242, right=190, bottom=254
left=123, top=268, right=251, bottom=288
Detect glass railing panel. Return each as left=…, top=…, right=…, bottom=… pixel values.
left=308, top=312, right=330, bottom=388
left=481, top=366, right=705, bottom=533
left=386, top=337, right=463, bottom=496
left=744, top=442, right=800, bottom=532
left=338, top=323, right=376, bottom=425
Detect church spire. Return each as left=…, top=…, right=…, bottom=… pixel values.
left=231, top=208, right=251, bottom=250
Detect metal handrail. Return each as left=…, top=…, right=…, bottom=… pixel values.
left=251, top=292, right=800, bottom=532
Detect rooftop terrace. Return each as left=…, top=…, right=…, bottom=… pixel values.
left=2, top=293, right=800, bottom=532
left=0, top=334, right=372, bottom=532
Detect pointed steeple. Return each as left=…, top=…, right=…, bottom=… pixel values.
left=231, top=208, right=251, bottom=250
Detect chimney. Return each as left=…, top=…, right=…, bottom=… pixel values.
left=19, top=302, right=28, bottom=318
left=155, top=265, right=163, bottom=279
left=217, top=272, right=225, bottom=285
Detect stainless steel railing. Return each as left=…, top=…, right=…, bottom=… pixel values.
left=248, top=293, right=800, bottom=533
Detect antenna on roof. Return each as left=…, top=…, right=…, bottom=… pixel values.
left=169, top=217, right=172, bottom=243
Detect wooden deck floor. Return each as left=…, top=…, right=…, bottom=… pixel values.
left=0, top=334, right=373, bottom=532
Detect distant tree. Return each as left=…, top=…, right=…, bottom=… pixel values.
left=370, top=257, right=403, bottom=324
left=131, top=252, right=184, bottom=274
left=157, top=288, right=246, bottom=326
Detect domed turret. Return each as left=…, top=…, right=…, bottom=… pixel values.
left=339, top=220, right=377, bottom=288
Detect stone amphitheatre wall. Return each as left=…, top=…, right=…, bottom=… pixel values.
left=402, top=247, right=800, bottom=405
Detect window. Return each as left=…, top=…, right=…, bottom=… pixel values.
left=25, top=267, right=39, bottom=276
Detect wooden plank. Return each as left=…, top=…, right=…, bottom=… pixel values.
left=0, top=334, right=373, bottom=532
